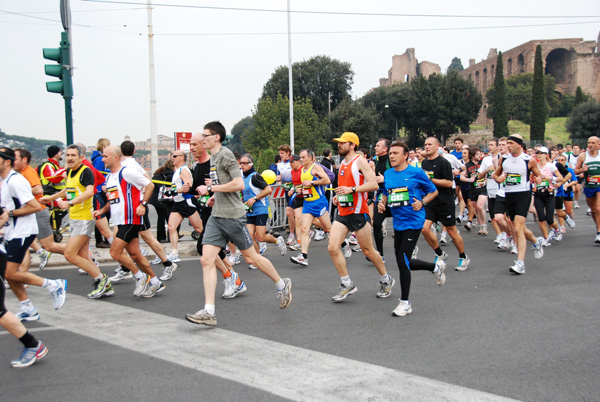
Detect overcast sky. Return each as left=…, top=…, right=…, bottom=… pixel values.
left=1, top=0, right=598, bottom=148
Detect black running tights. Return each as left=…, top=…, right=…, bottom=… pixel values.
left=394, top=229, right=435, bottom=300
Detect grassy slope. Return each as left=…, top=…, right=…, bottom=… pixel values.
left=471, top=117, right=570, bottom=145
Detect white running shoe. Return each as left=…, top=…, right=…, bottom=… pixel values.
left=434, top=251, right=449, bottom=265
left=78, top=268, right=88, bottom=275
left=574, top=201, right=579, bottom=209
left=248, top=264, right=258, bottom=270
left=39, top=250, right=51, bottom=270
left=259, top=242, right=267, bottom=254
left=290, top=253, right=308, bottom=267
left=566, top=216, right=576, bottom=229
left=286, top=233, right=296, bottom=245
left=110, top=267, right=132, bottom=282
left=288, top=242, right=301, bottom=251
left=133, top=274, right=148, bottom=297
left=150, top=256, right=162, bottom=265
left=314, top=229, right=325, bottom=241
left=342, top=242, right=352, bottom=258
left=455, top=256, right=470, bottom=271
left=140, top=247, right=148, bottom=257
left=494, top=234, right=502, bottom=245
left=159, top=263, right=178, bottom=281
left=276, top=236, right=287, bottom=256
left=510, top=240, right=518, bottom=254
left=392, top=300, right=412, bottom=317
left=348, top=234, right=358, bottom=245
left=166, top=252, right=181, bottom=263
left=228, top=252, right=241, bottom=265
left=433, top=260, right=446, bottom=285
left=587, top=208, right=592, bottom=216
left=553, top=230, right=563, bottom=242
left=533, top=237, right=545, bottom=259
left=439, top=232, right=448, bottom=245
left=595, top=233, right=600, bottom=244
left=509, top=260, right=525, bottom=274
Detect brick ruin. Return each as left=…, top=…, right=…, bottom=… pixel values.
left=379, top=48, right=441, bottom=86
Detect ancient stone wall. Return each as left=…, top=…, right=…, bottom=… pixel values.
left=380, top=48, right=440, bottom=86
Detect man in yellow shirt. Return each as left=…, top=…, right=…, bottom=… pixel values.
left=41, top=144, right=113, bottom=298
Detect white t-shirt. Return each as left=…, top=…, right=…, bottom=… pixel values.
left=478, top=155, right=499, bottom=196
left=277, top=160, right=292, bottom=183
left=105, top=166, right=150, bottom=226
left=121, top=157, right=146, bottom=200
left=1, top=170, right=39, bottom=240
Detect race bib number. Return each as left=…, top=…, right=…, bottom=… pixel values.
left=587, top=175, right=600, bottom=185
left=66, top=188, right=76, bottom=201
left=425, top=171, right=434, bottom=180
left=538, top=179, right=550, bottom=191
left=302, top=186, right=312, bottom=198
left=506, top=174, right=522, bottom=186
left=283, top=182, right=293, bottom=191
left=198, top=195, right=210, bottom=206
left=244, top=203, right=253, bottom=212
left=106, top=186, right=120, bottom=204
left=388, top=187, right=409, bottom=207
left=209, top=167, right=219, bottom=185
left=474, top=178, right=485, bottom=188
left=337, top=193, right=353, bottom=207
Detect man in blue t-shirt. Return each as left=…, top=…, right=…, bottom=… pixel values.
left=378, top=141, right=446, bottom=318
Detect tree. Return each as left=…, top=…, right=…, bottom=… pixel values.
left=447, top=57, right=464, bottom=72
left=245, top=94, right=328, bottom=158
left=230, top=116, right=253, bottom=154
left=328, top=99, right=380, bottom=149
left=575, top=86, right=585, bottom=106
left=261, top=55, right=354, bottom=119
left=491, top=52, right=508, bottom=137
left=530, top=45, right=546, bottom=143
left=566, top=101, right=600, bottom=144
left=360, top=83, right=411, bottom=141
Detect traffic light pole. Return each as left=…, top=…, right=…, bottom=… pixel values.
left=64, top=97, right=74, bottom=146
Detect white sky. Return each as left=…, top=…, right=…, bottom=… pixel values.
left=1, top=0, right=598, bottom=147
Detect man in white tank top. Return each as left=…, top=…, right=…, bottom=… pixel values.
left=574, top=136, right=600, bottom=243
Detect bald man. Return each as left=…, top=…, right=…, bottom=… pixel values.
left=574, top=136, right=600, bottom=243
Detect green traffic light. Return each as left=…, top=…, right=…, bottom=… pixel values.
left=43, top=48, right=61, bottom=62
left=45, top=64, right=63, bottom=78
left=46, top=82, right=64, bottom=94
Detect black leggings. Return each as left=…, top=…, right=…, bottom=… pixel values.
left=534, top=193, right=555, bottom=225
left=373, top=206, right=392, bottom=256
left=0, top=253, right=7, bottom=319
left=394, top=229, right=435, bottom=300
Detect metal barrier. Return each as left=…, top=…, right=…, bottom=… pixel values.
left=267, top=185, right=289, bottom=232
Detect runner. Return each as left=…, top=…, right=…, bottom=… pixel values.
left=1, top=147, right=67, bottom=319
left=378, top=141, right=446, bottom=317
left=421, top=137, right=470, bottom=271
left=478, top=139, right=505, bottom=244
left=94, top=145, right=165, bottom=298
left=461, top=147, right=488, bottom=234
left=186, top=121, right=292, bottom=327
left=574, top=136, right=600, bottom=243
left=554, top=154, right=577, bottom=233
left=276, top=145, right=296, bottom=246
left=239, top=154, right=287, bottom=257
left=327, top=132, right=394, bottom=302
left=492, top=135, right=545, bottom=274
left=372, top=139, right=392, bottom=259
left=39, top=145, right=113, bottom=299
left=290, top=149, right=332, bottom=267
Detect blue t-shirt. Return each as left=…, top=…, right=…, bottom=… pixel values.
left=556, top=166, right=575, bottom=198
left=383, top=165, right=437, bottom=231
left=450, top=150, right=463, bottom=160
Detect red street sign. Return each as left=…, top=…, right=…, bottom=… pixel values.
left=175, top=132, right=192, bottom=152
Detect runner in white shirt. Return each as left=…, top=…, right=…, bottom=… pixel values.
left=0, top=147, right=66, bottom=320
left=94, top=145, right=166, bottom=298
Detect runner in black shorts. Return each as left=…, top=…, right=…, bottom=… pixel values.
left=421, top=137, right=470, bottom=271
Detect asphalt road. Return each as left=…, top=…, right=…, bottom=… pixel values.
left=1, top=206, right=599, bottom=402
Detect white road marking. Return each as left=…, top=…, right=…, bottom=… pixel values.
left=7, top=288, right=519, bottom=402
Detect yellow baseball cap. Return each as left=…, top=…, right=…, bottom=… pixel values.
left=333, top=132, right=360, bottom=146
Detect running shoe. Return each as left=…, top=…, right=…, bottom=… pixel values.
left=342, top=242, right=352, bottom=258
left=332, top=282, right=357, bottom=302
left=433, top=260, right=446, bottom=286
left=140, top=247, right=149, bottom=257
left=185, top=309, right=217, bottom=326
left=288, top=242, right=301, bottom=251
left=16, top=307, right=40, bottom=322
left=78, top=268, right=88, bottom=275
left=110, top=267, right=133, bottom=282
left=166, top=252, right=181, bottom=263
left=277, top=278, right=292, bottom=309
left=142, top=280, right=166, bottom=298
left=587, top=208, right=592, bottom=216
left=553, top=229, right=563, bottom=242
left=455, top=256, right=470, bottom=271
left=50, top=279, right=67, bottom=310
left=159, top=263, right=178, bottom=281
left=509, top=260, right=525, bottom=274
left=309, top=230, right=315, bottom=241
left=559, top=225, right=567, bottom=234
left=566, top=215, right=576, bottom=229
left=348, top=234, right=358, bottom=245
left=439, top=232, right=448, bottom=245
left=222, top=272, right=236, bottom=298
left=248, top=264, right=258, bottom=270
left=411, top=245, right=419, bottom=260
left=290, top=253, right=308, bottom=266
left=286, top=233, right=296, bottom=245
left=464, top=221, right=472, bottom=231
left=434, top=251, right=449, bottom=265
left=233, top=281, right=247, bottom=297
left=314, top=229, right=325, bottom=241
left=573, top=201, right=579, bottom=209
left=276, top=236, right=287, bottom=256
left=133, top=274, right=148, bottom=297
left=351, top=244, right=362, bottom=253
left=89, top=250, right=100, bottom=268
left=533, top=237, right=545, bottom=259
left=150, top=256, right=162, bottom=265
left=497, top=238, right=507, bottom=250
left=392, top=300, right=412, bottom=317
left=87, top=274, right=112, bottom=299
left=39, top=250, right=51, bottom=270
left=510, top=240, right=518, bottom=254
left=228, top=252, right=241, bottom=265
left=259, top=242, right=267, bottom=254
left=11, top=341, right=48, bottom=368
left=595, top=233, right=600, bottom=244
left=494, top=234, right=502, bottom=245
left=376, top=277, right=395, bottom=298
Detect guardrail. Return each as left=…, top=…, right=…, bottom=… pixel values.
left=267, top=185, right=288, bottom=232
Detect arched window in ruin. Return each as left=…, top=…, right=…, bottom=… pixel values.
left=545, top=48, right=572, bottom=85
left=468, top=73, right=472, bottom=81
left=404, top=74, right=409, bottom=83
left=483, top=68, right=488, bottom=90
left=475, top=70, right=480, bottom=89
left=517, top=54, right=525, bottom=73
left=491, top=65, right=495, bottom=80
left=507, top=58, right=513, bottom=76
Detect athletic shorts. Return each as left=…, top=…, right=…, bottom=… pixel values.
left=141, top=208, right=151, bottom=231
left=469, top=188, right=487, bottom=202
left=71, top=219, right=94, bottom=238
left=555, top=196, right=564, bottom=210
left=583, top=187, right=600, bottom=198
left=6, top=235, right=36, bottom=264
left=35, top=208, right=53, bottom=240
left=202, top=216, right=254, bottom=251
left=577, top=177, right=584, bottom=185
left=487, top=197, right=496, bottom=219
left=293, top=196, right=304, bottom=210
left=505, top=191, right=532, bottom=220
left=564, top=196, right=573, bottom=202
left=246, top=214, right=268, bottom=226
left=302, top=197, right=328, bottom=218
left=425, top=204, right=456, bottom=227
left=335, top=213, right=371, bottom=232
left=93, top=192, right=108, bottom=219
left=461, top=184, right=471, bottom=200
left=116, top=224, right=142, bottom=243
left=171, top=198, right=198, bottom=218
left=494, top=196, right=506, bottom=215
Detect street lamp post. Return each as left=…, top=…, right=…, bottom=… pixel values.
left=384, top=104, right=399, bottom=141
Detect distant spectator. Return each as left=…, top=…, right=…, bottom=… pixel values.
left=269, top=154, right=281, bottom=173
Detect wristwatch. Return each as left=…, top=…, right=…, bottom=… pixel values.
left=207, top=185, right=212, bottom=193
left=142, top=201, right=148, bottom=206
left=422, top=200, right=427, bottom=206
left=8, top=210, right=14, bottom=218
left=68, top=200, right=73, bottom=206
left=351, top=187, right=356, bottom=193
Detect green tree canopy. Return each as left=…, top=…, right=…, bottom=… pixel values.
left=566, top=101, right=600, bottom=144
left=447, top=57, right=464, bottom=72
left=361, top=83, right=411, bottom=141
left=230, top=116, right=253, bottom=154
left=261, top=55, right=354, bottom=119
left=530, top=45, right=546, bottom=143
left=328, top=99, right=380, bottom=149
left=491, top=51, right=508, bottom=137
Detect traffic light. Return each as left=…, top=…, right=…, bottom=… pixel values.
left=43, top=31, right=73, bottom=98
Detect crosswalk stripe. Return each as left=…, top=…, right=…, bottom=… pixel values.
left=8, top=288, right=519, bottom=402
